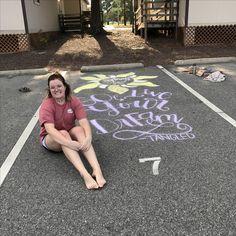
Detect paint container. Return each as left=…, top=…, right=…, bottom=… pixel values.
left=192, top=64, right=196, bottom=75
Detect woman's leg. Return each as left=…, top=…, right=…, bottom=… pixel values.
left=44, top=131, right=99, bottom=189
left=69, top=127, right=106, bottom=187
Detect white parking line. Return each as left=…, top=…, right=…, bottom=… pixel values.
left=157, top=65, right=236, bottom=128
left=0, top=107, right=40, bottom=187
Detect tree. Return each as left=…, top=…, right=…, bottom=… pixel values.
left=105, top=0, right=122, bottom=24
left=101, top=0, right=113, bottom=13
left=124, top=0, right=133, bottom=25
left=101, top=0, right=113, bottom=24
left=102, top=0, right=113, bottom=24
left=90, top=0, right=103, bottom=34
left=102, top=0, right=133, bottom=25
left=123, top=0, right=126, bottom=25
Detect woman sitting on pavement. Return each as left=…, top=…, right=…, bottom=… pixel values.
left=39, top=72, right=106, bottom=189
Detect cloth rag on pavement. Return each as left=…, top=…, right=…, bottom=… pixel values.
left=203, top=71, right=225, bottom=82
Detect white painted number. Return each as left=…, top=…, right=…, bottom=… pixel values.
left=139, top=157, right=161, bottom=175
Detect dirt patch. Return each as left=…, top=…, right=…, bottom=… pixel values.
left=0, top=29, right=236, bottom=71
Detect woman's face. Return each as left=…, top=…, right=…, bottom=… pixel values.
left=49, top=79, right=66, bottom=100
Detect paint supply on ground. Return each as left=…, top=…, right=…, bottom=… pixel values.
left=175, top=66, right=226, bottom=82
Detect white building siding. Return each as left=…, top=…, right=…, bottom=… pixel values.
left=64, top=0, right=80, bottom=14
left=178, top=0, right=186, bottom=27
left=0, top=0, right=25, bottom=34
left=188, top=0, right=236, bottom=26
left=25, top=0, right=59, bottom=33
left=59, top=0, right=89, bottom=15
left=81, top=0, right=88, bottom=11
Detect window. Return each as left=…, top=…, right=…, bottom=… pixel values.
left=33, top=0, right=40, bottom=5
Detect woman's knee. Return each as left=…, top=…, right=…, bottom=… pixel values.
left=59, top=130, right=71, bottom=138
left=69, top=126, right=85, bottom=139
left=70, top=126, right=84, bottom=135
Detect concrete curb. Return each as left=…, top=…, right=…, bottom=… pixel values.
left=81, top=63, right=144, bottom=72
left=0, top=68, right=49, bottom=77
left=174, top=57, right=236, bottom=66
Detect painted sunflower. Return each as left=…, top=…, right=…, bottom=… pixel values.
left=73, top=72, right=159, bottom=94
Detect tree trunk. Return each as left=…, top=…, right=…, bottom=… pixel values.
left=90, top=0, right=103, bottom=34
left=123, top=0, right=126, bottom=26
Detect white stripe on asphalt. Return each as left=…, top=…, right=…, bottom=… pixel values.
left=0, top=107, right=40, bottom=187
left=139, top=157, right=161, bottom=163
left=157, top=65, right=236, bottom=128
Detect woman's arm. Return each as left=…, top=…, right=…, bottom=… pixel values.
left=78, top=118, right=93, bottom=151
left=44, top=123, right=81, bottom=151
left=79, top=118, right=92, bottom=139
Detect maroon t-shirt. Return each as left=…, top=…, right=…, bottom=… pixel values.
left=39, top=96, right=87, bottom=141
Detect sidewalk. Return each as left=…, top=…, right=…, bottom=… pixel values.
left=1, top=56, right=235, bottom=76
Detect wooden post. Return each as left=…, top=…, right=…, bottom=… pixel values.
left=131, top=0, right=134, bottom=33
left=134, top=14, right=136, bottom=34
left=144, top=0, right=147, bottom=43
left=78, top=0, right=83, bottom=35
left=123, top=0, right=126, bottom=25
left=175, top=0, right=179, bottom=40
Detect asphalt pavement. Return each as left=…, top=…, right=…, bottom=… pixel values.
left=0, top=62, right=236, bottom=235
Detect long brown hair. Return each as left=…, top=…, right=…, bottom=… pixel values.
left=47, top=72, right=71, bottom=101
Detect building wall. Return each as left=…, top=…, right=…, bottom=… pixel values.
left=58, top=0, right=89, bottom=15
left=188, top=0, right=236, bottom=26
left=178, top=0, right=186, bottom=27
left=179, top=0, right=236, bottom=46
left=81, top=0, right=88, bottom=11
left=178, top=0, right=236, bottom=27
left=63, top=0, right=80, bottom=14
left=58, top=0, right=65, bottom=14
left=25, top=0, right=59, bottom=33
left=0, top=0, right=25, bottom=34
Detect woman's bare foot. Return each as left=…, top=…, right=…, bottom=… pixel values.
left=92, top=170, right=106, bottom=188
left=82, top=173, right=99, bottom=189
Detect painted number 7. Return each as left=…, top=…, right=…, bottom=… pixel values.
left=139, top=157, right=161, bottom=175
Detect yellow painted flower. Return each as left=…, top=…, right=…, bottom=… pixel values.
left=74, top=72, right=159, bottom=94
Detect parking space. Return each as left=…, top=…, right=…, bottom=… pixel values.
left=166, top=62, right=236, bottom=120
left=0, top=74, right=47, bottom=166
left=1, top=65, right=236, bottom=235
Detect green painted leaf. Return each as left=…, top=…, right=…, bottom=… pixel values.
left=135, top=76, right=158, bottom=80
left=73, top=83, right=99, bottom=93
left=107, top=85, right=129, bottom=94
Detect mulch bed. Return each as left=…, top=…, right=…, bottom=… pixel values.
left=1, top=30, right=236, bottom=71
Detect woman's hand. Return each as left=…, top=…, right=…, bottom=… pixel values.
left=79, top=136, right=92, bottom=152
left=67, top=140, right=82, bottom=151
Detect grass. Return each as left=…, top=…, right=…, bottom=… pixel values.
left=103, top=22, right=132, bottom=28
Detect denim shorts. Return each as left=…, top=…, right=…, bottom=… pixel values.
left=41, top=136, right=49, bottom=150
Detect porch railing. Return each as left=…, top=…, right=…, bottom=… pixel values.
left=58, top=11, right=104, bottom=33
left=134, top=0, right=179, bottom=42
left=58, top=14, right=83, bottom=33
